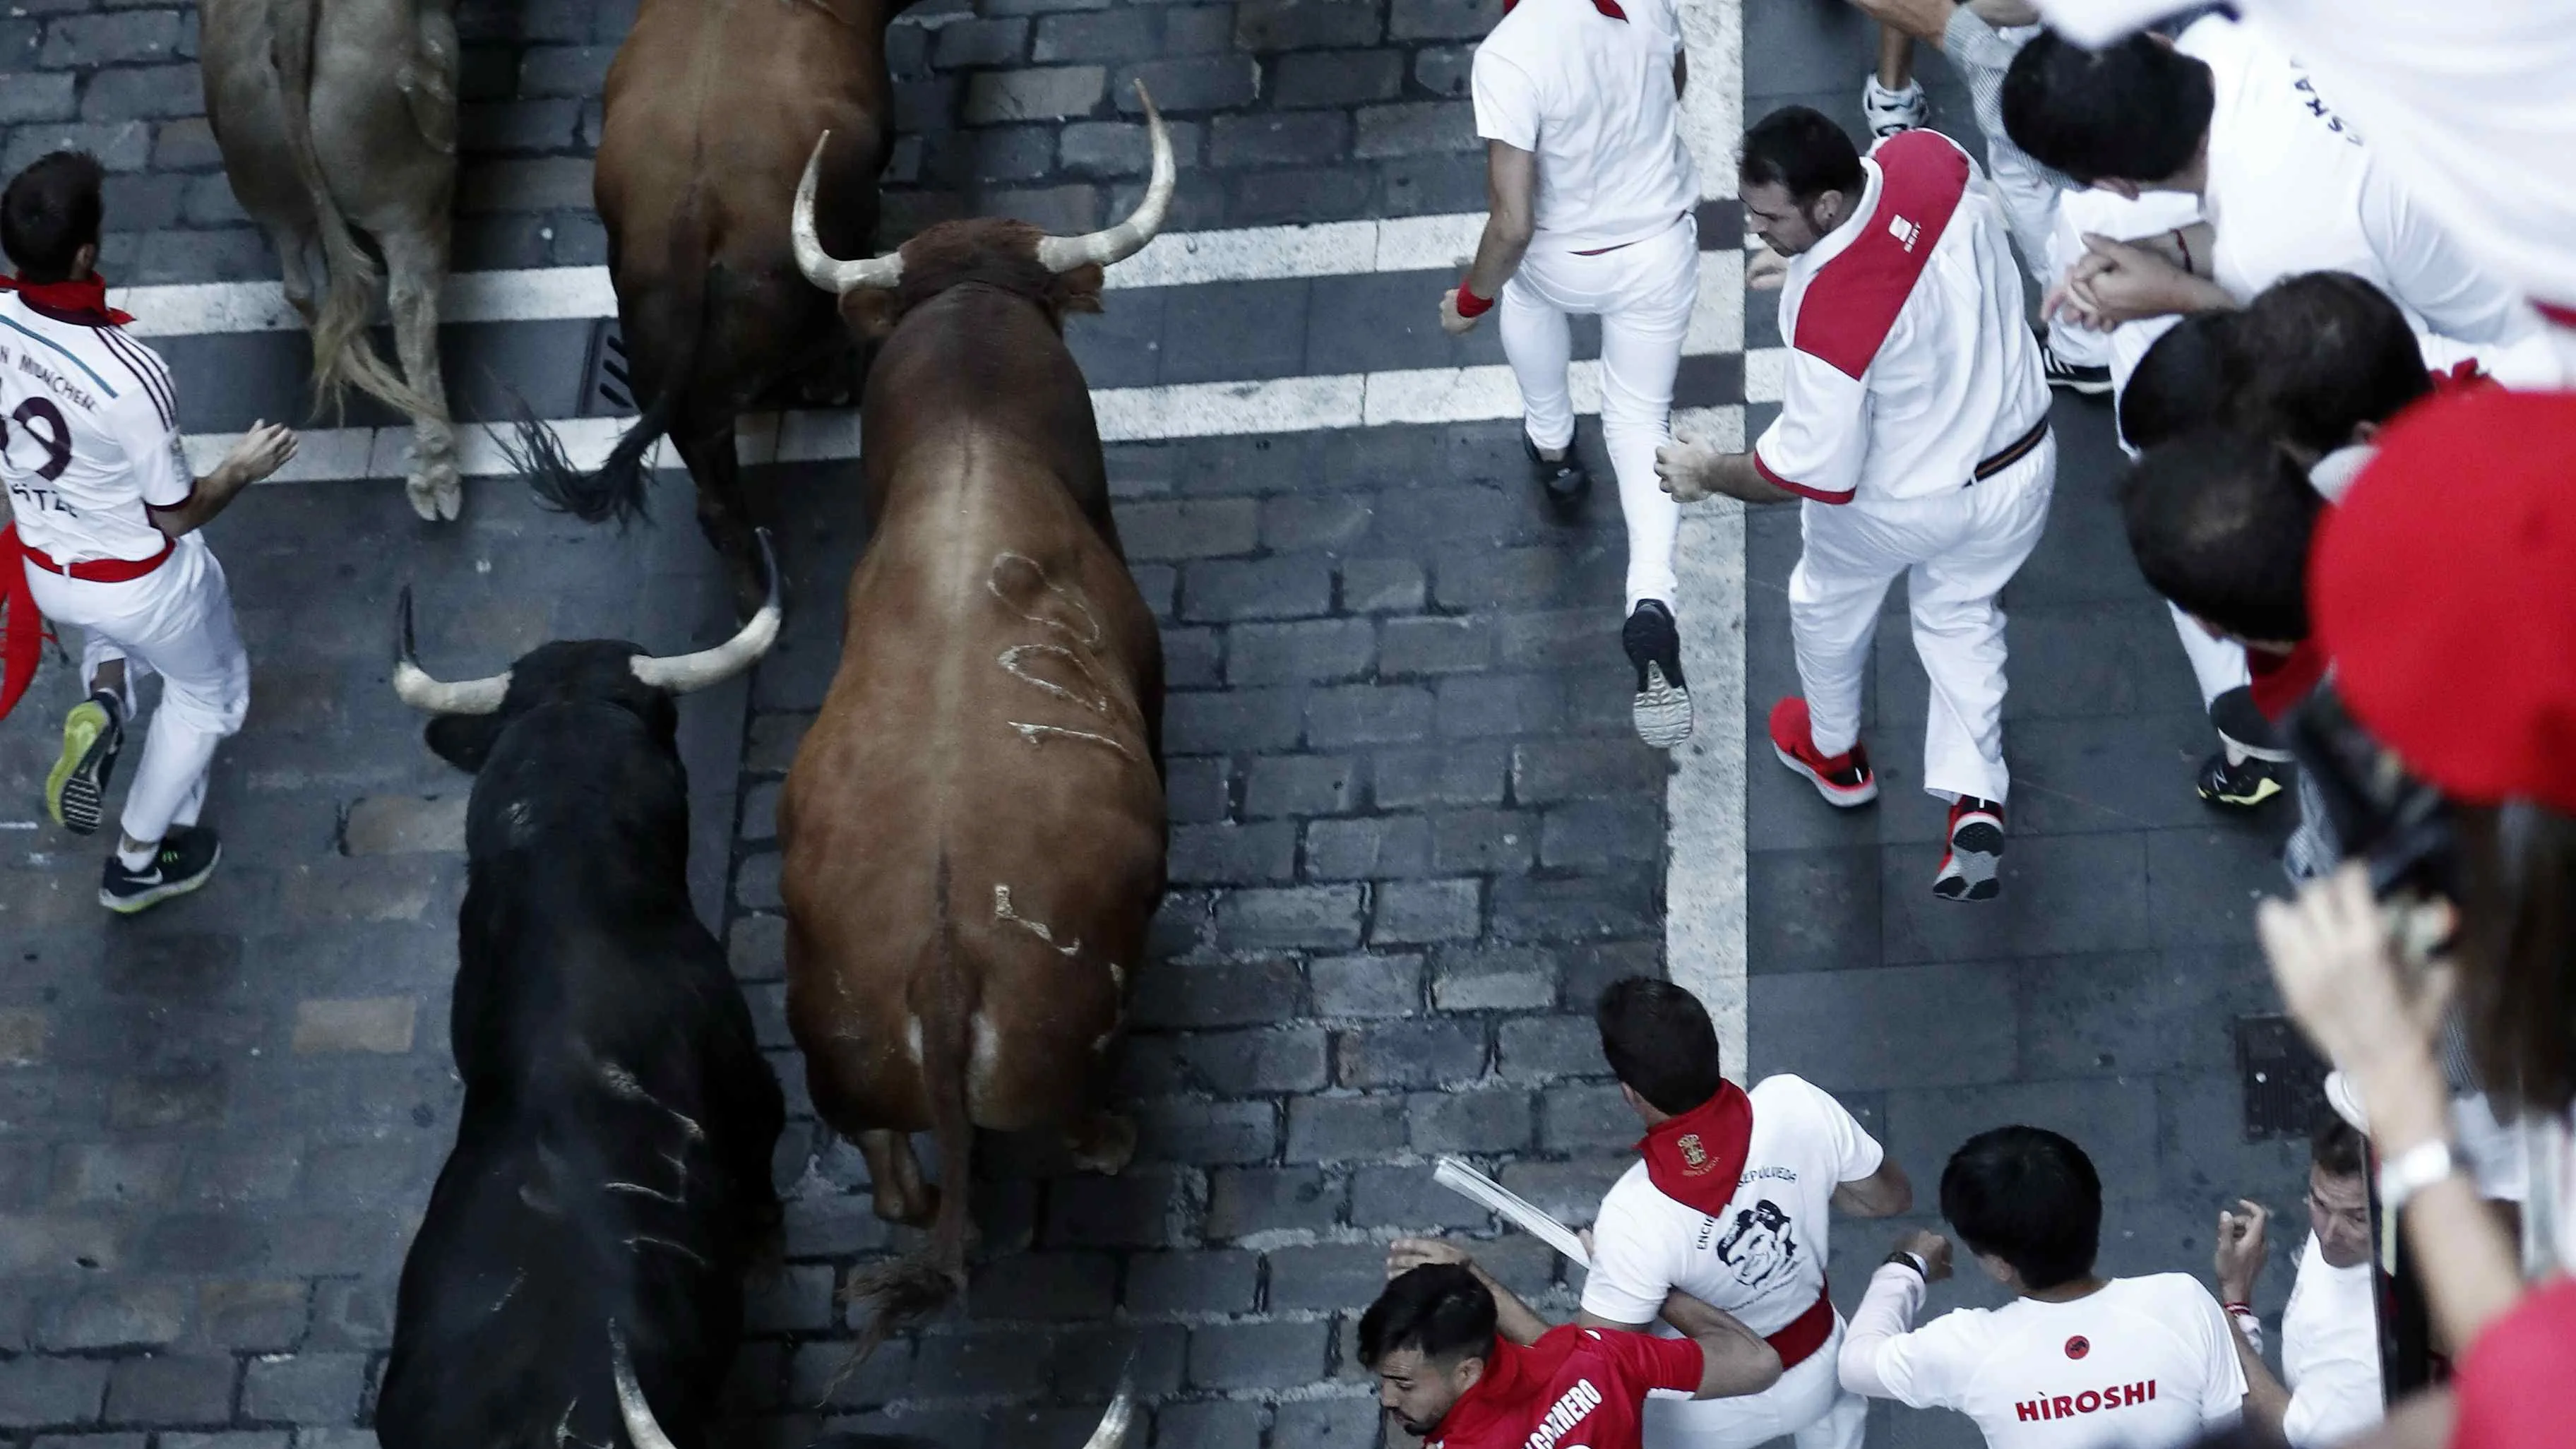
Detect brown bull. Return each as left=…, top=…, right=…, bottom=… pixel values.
left=508, top=0, right=901, bottom=611
left=776, top=89, right=1176, bottom=1346
left=201, top=0, right=460, bottom=519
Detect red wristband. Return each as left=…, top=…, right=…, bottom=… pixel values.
left=1454, top=280, right=1493, bottom=318
left=2224, top=1302, right=2255, bottom=1316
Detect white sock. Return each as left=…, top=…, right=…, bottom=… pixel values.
left=117, top=842, right=154, bottom=871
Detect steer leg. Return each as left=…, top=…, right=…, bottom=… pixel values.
left=856, top=1128, right=937, bottom=1228
left=1065, top=1111, right=1136, bottom=1176
left=378, top=218, right=462, bottom=522
left=262, top=220, right=324, bottom=328
left=670, top=422, right=765, bottom=618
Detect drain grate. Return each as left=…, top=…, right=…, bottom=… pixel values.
left=580, top=319, right=636, bottom=418
left=2236, top=1014, right=2332, bottom=1141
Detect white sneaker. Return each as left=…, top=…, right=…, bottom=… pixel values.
left=1863, top=78, right=1926, bottom=138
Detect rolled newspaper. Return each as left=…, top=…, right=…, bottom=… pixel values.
left=1431, top=1156, right=1592, bottom=1268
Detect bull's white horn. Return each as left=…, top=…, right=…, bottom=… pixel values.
left=1078, top=1381, right=1136, bottom=1449
left=792, top=132, right=905, bottom=293
left=1036, top=82, right=1174, bottom=273
left=630, top=529, right=783, bottom=694
left=390, top=586, right=511, bottom=715
left=607, top=1321, right=683, bottom=1449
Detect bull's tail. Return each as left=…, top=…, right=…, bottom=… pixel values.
left=267, top=0, right=438, bottom=423
left=844, top=865, right=977, bottom=1360
left=504, top=193, right=715, bottom=527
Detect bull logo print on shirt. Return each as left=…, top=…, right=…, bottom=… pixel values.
left=1713, top=1198, right=1796, bottom=1289
left=2064, top=1335, right=2090, bottom=1360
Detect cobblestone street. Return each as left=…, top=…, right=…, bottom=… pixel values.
left=0, top=0, right=2318, bottom=1445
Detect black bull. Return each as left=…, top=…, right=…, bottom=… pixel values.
left=375, top=565, right=787, bottom=1449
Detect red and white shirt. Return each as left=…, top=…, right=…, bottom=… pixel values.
left=0, top=290, right=189, bottom=566
left=1428, top=1325, right=1705, bottom=1449
left=1755, top=130, right=2049, bottom=507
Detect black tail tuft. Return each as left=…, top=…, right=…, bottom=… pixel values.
left=500, top=384, right=666, bottom=529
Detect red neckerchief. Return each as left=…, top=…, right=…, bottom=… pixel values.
left=0, top=273, right=133, bottom=327
left=1502, top=0, right=1630, bottom=20
left=2429, top=358, right=2496, bottom=395
left=1428, top=1330, right=1575, bottom=1449
left=1635, top=1083, right=1754, bottom=1215
left=0, top=525, right=50, bottom=724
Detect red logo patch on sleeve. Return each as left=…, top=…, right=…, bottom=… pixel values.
left=2063, top=1335, right=2090, bottom=1360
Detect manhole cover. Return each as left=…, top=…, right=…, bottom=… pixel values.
left=2236, top=1014, right=2330, bottom=1141
left=582, top=319, right=636, bottom=418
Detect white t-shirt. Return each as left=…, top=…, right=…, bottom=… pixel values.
left=1469, top=0, right=1699, bottom=253
left=1756, top=130, right=2049, bottom=507
left=2279, top=1234, right=2383, bottom=1448
left=2037, top=0, right=2576, bottom=342
left=1867, top=1273, right=2247, bottom=1449
left=1581, top=1074, right=1884, bottom=1335
left=0, top=292, right=190, bottom=564
left=2183, top=17, right=2556, bottom=384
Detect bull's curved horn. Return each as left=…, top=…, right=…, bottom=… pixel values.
left=607, top=1322, right=682, bottom=1449
left=1079, top=1380, right=1136, bottom=1449
left=792, top=132, right=905, bottom=293
left=390, top=585, right=511, bottom=715
left=1036, top=82, right=1174, bottom=273
left=630, top=529, right=782, bottom=693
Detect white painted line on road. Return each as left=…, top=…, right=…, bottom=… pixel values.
left=117, top=213, right=1501, bottom=338
left=1744, top=346, right=1787, bottom=405
left=1665, top=0, right=1750, bottom=1080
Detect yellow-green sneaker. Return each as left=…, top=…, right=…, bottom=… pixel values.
left=46, top=693, right=124, bottom=835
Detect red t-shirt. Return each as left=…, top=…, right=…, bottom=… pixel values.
left=1428, top=1325, right=1706, bottom=1449
left=2450, top=1277, right=2576, bottom=1449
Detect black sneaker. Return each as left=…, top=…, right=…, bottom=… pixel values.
left=1527, top=432, right=1590, bottom=507
left=1932, top=798, right=2005, bottom=902
left=46, top=691, right=125, bottom=836
left=2042, top=344, right=2112, bottom=396
left=100, top=826, right=222, bottom=915
left=1623, top=600, right=1692, bottom=749
left=2198, top=751, right=2289, bottom=809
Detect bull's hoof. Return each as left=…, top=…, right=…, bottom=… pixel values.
left=1066, top=1113, right=1137, bottom=1176
left=407, top=470, right=463, bottom=523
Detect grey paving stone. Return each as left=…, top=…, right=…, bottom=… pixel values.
left=1349, top=1164, right=1486, bottom=1231
left=1128, top=958, right=1306, bottom=1030
left=1339, top=557, right=1429, bottom=614
left=1381, top=616, right=1496, bottom=677
left=1284, top=1095, right=1407, bottom=1163
left=1244, top=755, right=1360, bottom=819
left=1304, top=816, right=1431, bottom=881
left=35, top=1280, right=191, bottom=1350
left=1373, top=744, right=1508, bottom=809
left=935, top=16, right=1031, bottom=67
left=1880, top=831, right=2149, bottom=965
left=1407, top=1087, right=1533, bottom=1155
left=1234, top=0, right=1380, bottom=48
left=1366, top=878, right=1480, bottom=946
left=1883, top=1078, right=2164, bottom=1204
left=1271, top=1395, right=1384, bottom=1449
left=1214, top=885, right=1364, bottom=950
left=1154, top=1399, right=1265, bottom=1449
left=1332, top=1018, right=1483, bottom=1090
left=1428, top=944, right=1555, bottom=1011
left=1353, top=100, right=1475, bottom=159
left=1114, top=56, right=1258, bottom=113
left=1169, top=821, right=1299, bottom=884
left=1046, top=1166, right=1193, bottom=1248
left=1494, top=1013, right=1600, bottom=1082
left=1123, top=1249, right=1259, bottom=1315
left=1180, top=556, right=1333, bottom=622
left=239, top=1353, right=367, bottom=1426
left=0, top=1356, right=109, bottom=1429
left=1273, top=49, right=1402, bottom=107
left=1203, top=1166, right=1342, bottom=1239
left=1308, top=953, right=1423, bottom=1019
left=1229, top=619, right=1376, bottom=686
left=1176, top=1026, right=1330, bottom=1095
left=1748, top=965, right=2021, bottom=1092
left=1186, top=1318, right=1330, bottom=1390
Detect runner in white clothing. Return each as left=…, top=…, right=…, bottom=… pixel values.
left=1445, top=0, right=1703, bottom=749
left=1655, top=108, right=2053, bottom=903
left=1386, top=978, right=1914, bottom=1449
left=2001, top=17, right=2563, bottom=388
left=0, top=151, right=296, bottom=913
left=2208, top=1115, right=2386, bottom=1448
left=1579, top=978, right=1912, bottom=1449
left=1841, top=1127, right=2250, bottom=1448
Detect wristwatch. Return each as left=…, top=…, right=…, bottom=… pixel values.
left=1883, top=1249, right=1928, bottom=1279
left=2376, top=1138, right=2458, bottom=1215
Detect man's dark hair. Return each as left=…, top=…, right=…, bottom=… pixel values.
left=2310, top=1112, right=2365, bottom=1181
left=1596, top=977, right=1724, bottom=1116
left=1358, top=1264, right=1498, bottom=1368
left=1, top=152, right=106, bottom=284
left=1739, top=106, right=1864, bottom=205
left=1940, top=1126, right=2102, bottom=1291
left=2002, top=31, right=2213, bottom=185
left=2229, top=272, right=2432, bottom=458
left=2119, top=428, right=2322, bottom=641
left=2120, top=311, right=2239, bottom=453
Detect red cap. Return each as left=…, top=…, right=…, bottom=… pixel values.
left=2310, top=389, right=2576, bottom=814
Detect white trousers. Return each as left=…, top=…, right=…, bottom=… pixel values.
left=1642, top=1315, right=1866, bottom=1449
left=1790, top=436, right=2056, bottom=804
left=1499, top=212, right=1699, bottom=618
left=23, top=533, right=249, bottom=844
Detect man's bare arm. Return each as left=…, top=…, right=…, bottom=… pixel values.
left=150, top=422, right=296, bottom=539
left=1442, top=142, right=1541, bottom=334
left=1658, top=1289, right=1784, bottom=1398
left=2224, top=1310, right=2291, bottom=1437
left=1830, top=1159, right=1914, bottom=1219
left=1657, top=441, right=1801, bottom=506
